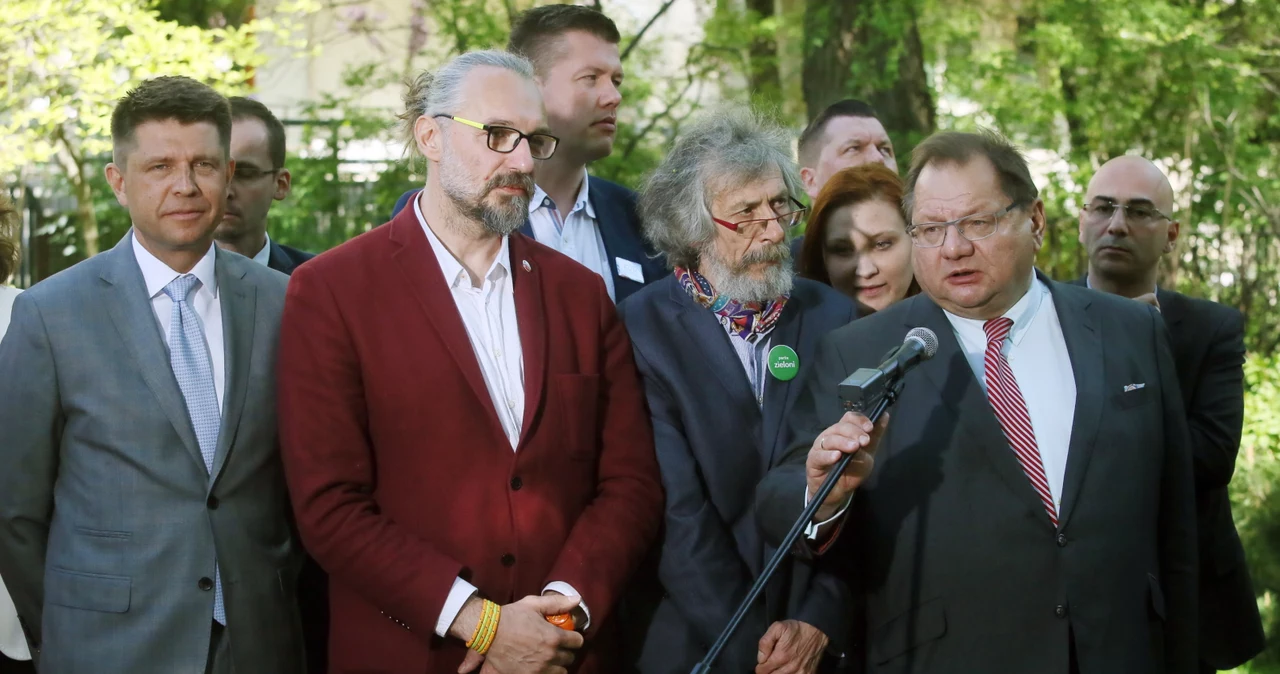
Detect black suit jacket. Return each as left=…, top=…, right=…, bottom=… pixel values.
left=616, top=276, right=857, bottom=673
left=756, top=275, right=1198, bottom=674
left=390, top=176, right=665, bottom=303
left=1067, top=278, right=1264, bottom=669
left=268, top=240, right=316, bottom=276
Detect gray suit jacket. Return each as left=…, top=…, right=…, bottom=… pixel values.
left=0, top=234, right=304, bottom=673
left=756, top=275, right=1198, bottom=674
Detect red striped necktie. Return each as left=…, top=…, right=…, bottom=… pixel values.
left=983, top=317, right=1058, bottom=527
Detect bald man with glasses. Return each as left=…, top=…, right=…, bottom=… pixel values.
left=1071, top=155, right=1264, bottom=673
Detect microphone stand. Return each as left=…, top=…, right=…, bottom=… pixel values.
left=691, top=376, right=906, bottom=674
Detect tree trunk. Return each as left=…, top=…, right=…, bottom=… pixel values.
left=56, top=130, right=100, bottom=258
left=746, top=0, right=783, bottom=113
left=802, top=0, right=935, bottom=159
left=74, top=168, right=99, bottom=258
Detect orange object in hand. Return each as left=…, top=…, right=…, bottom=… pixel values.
left=545, top=613, right=575, bottom=631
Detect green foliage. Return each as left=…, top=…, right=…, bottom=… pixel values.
left=0, top=0, right=313, bottom=260
left=922, top=0, right=1280, bottom=353
left=1233, top=354, right=1280, bottom=671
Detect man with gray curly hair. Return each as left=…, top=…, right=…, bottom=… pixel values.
left=277, top=49, right=663, bottom=674
left=617, top=109, right=857, bottom=673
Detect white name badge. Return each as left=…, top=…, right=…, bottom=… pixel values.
left=616, top=257, right=645, bottom=283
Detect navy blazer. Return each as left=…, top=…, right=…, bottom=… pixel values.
left=1068, top=278, right=1263, bottom=669
left=390, top=176, right=664, bottom=303
left=267, top=240, right=315, bottom=276
left=616, top=276, right=857, bottom=673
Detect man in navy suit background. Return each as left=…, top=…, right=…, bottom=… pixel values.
left=1073, top=155, right=1264, bottom=673
left=215, top=97, right=316, bottom=275
left=617, top=108, right=856, bottom=674
left=391, top=4, right=662, bottom=303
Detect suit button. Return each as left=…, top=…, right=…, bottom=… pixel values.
left=198, top=577, right=214, bottom=591
left=501, top=553, right=516, bottom=567
left=510, top=476, right=523, bottom=491
left=207, top=495, right=219, bottom=510
left=1055, top=604, right=1067, bottom=618
left=1056, top=533, right=1066, bottom=547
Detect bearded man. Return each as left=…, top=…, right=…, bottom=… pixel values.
left=616, top=109, right=857, bottom=674
left=275, top=50, right=663, bottom=674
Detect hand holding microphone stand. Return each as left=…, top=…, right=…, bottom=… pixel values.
left=690, top=328, right=938, bottom=674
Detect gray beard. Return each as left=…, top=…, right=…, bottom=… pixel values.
left=439, top=146, right=532, bottom=236
left=699, top=242, right=794, bottom=304
left=442, top=179, right=528, bottom=237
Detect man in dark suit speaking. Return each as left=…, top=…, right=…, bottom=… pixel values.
left=1073, top=155, right=1264, bottom=673
left=756, top=131, right=1199, bottom=674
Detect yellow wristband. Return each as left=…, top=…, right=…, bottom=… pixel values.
left=473, top=602, right=501, bottom=655
left=465, top=600, right=496, bottom=650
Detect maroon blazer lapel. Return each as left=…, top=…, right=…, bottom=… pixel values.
left=386, top=205, right=505, bottom=434
left=510, top=234, right=547, bottom=450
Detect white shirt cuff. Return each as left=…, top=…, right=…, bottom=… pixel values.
left=803, top=486, right=852, bottom=540
left=542, top=581, right=591, bottom=630
left=435, top=577, right=479, bottom=637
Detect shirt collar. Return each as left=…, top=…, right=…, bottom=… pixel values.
left=528, top=168, right=594, bottom=219
left=943, top=271, right=1046, bottom=347
left=132, top=231, right=218, bottom=300
left=251, top=233, right=273, bottom=267
left=413, top=190, right=511, bottom=289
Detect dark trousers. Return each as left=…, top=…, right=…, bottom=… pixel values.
left=0, top=653, right=34, bottom=674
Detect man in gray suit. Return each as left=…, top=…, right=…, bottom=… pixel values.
left=757, top=131, right=1198, bottom=673
left=0, top=76, right=303, bottom=674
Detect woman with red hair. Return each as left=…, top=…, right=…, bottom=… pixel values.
left=798, top=164, right=918, bottom=314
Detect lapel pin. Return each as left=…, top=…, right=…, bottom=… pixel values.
left=1123, top=383, right=1145, bottom=392
left=522, top=260, right=532, bottom=272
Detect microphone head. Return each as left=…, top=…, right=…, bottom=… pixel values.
left=905, top=327, right=939, bottom=360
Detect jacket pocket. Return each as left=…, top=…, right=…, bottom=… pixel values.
left=871, top=597, right=947, bottom=664
left=1112, top=387, right=1155, bottom=410
left=45, top=567, right=131, bottom=613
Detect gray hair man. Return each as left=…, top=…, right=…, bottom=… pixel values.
left=616, top=108, right=857, bottom=674
left=276, top=49, right=663, bottom=674
left=758, top=130, right=1198, bottom=673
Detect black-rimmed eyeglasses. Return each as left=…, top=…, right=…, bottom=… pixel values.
left=434, top=115, right=559, bottom=160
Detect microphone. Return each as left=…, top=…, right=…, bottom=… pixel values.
left=839, top=328, right=938, bottom=409
left=691, top=327, right=935, bottom=674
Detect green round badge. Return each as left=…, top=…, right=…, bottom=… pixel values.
left=767, top=345, right=800, bottom=381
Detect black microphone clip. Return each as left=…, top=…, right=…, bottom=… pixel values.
left=839, top=327, right=939, bottom=412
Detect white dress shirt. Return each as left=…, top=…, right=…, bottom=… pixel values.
left=528, top=170, right=616, bottom=302
left=0, top=284, right=30, bottom=661
left=251, top=233, right=273, bottom=266
left=942, top=274, right=1077, bottom=512
left=412, top=196, right=587, bottom=636
left=132, top=234, right=226, bottom=411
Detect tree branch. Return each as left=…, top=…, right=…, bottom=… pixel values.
left=621, top=0, right=677, bottom=62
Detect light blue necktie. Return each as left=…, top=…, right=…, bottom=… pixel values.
left=162, top=274, right=225, bottom=625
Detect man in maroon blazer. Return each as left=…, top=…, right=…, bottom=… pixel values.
left=276, top=49, right=663, bottom=674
